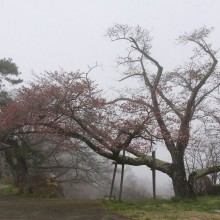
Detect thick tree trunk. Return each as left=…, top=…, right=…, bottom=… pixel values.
left=4, top=147, right=30, bottom=192
left=171, top=153, right=195, bottom=198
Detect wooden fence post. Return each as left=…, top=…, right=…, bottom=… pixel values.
left=109, top=162, right=117, bottom=200
left=152, top=150, right=156, bottom=199
left=119, top=149, right=125, bottom=202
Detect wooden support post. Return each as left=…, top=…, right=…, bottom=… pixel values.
left=109, top=162, right=117, bottom=200
left=119, top=149, right=125, bottom=202
left=152, top=150, right=156, bottom=199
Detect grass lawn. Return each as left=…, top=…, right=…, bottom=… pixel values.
left=102, top=196, right=220, bottom=220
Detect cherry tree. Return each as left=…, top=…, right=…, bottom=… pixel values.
left=104, top=24, right=219, bottom=197
left=1, top=26, right=219, bottom=198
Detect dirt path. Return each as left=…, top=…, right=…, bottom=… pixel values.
left=0, top=195, right=130, bottom=220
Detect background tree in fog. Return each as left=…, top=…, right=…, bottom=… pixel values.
left=185, top=133, right=220, bottom=185
left=0, top=58, right=23, bottom=149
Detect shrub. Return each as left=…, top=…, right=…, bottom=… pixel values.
left=0, top=186, right=20, bottom=195
left=0, top=176, right=13, bottom=185
left=193, top=176, right=213, bottom=196
left=209, top=184, right=220, bottom=196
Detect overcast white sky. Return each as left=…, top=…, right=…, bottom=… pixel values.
left=0, top=0, right=219, bottom=89
left=0, top=0, right=219, bottom=195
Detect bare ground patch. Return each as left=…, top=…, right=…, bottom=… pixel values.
left=0, top=195, right=130, bottom=220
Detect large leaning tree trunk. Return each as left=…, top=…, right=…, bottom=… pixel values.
left=0, top=26, right=219, bottom=198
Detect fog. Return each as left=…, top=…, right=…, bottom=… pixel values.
left=0, top=0, right=220, bottom=198
left=61, top=164, right=174, bottom=200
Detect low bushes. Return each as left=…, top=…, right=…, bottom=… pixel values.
left=209, top=184, right=220, bottom=196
